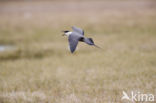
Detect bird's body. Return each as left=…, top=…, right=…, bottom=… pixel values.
left=63, top=26, right=99, bottom=53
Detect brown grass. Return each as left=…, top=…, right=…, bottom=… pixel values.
left=0, top=0, right=156, bottom=103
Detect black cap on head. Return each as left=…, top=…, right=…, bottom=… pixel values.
left=63, top=30, right=69, bottom=33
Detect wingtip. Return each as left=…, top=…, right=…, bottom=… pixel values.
left=70, top=50, right=75, bottom=53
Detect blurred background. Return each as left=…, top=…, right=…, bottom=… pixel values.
left=0, top=0, right=156, bottom=103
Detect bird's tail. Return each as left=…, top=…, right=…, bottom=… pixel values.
left=84, top=38, right=95, bottom=45
left=84, top=37, right=102, bottom=49
left=94, top=44, right=102, bottom=49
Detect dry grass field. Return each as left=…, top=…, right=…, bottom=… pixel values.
left=0, top=0, right=156, bottom=103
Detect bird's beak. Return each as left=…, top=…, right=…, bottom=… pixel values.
left=62, top=34, right=65, bottom=36
left=62, top=31, right=65, bottom=36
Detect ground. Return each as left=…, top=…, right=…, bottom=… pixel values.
left=0, top=0, right=156, bottom=103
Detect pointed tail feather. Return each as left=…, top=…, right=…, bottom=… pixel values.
left=94, top=44, right=102, bottom=49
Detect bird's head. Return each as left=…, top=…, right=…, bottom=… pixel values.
left=62, top=31, right=72, bottom=36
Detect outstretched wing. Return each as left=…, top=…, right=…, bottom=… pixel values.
left=72, top=26, right=84, bottom=35
left=68, top=34, right=79, bottom=53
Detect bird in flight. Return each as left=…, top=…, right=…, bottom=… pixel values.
left=62, top=26, right=100, bottom=53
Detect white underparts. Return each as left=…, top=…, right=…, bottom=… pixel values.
left=65, top=32, right=72, bottom=36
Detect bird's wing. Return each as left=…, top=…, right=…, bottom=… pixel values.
left=68, top=34, right=80, bottom=53
left=72, top=26, right=84, bottom=35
